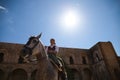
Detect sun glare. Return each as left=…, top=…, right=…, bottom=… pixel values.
left=60, top=9, right=80, bottom=33
left=63, top=11, right=78, bottom=27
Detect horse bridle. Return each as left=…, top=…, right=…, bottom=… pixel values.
left=24, top=39, right=40, bottom=55
left=23, top=39, right=47, bottom=61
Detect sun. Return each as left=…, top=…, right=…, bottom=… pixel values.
left=60, top=9, right=80, bottom=32
left=63, top=11, right=78, bottom=27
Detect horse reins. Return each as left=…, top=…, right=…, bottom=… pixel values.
left=24, top=40, right=40, bottom=54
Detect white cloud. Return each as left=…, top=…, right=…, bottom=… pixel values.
left=0, top=6, right=6, bottom=10
left=0, top=5, right=8, bottom=13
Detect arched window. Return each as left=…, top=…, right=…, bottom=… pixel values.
left=93, top=51, right=102, bottom=63
left=82, top=56, right=86, bottom=64
left=0, top=69, right=5, bottom=80
left=0, top=53, right=4, bottom=63
left=83, top=68, right=92, bottom=80
left=31, top=70, right=37, bottom=80
left=96, top=53, right=100, bottom=61
left=67, top=69, right=80, bottom=80
left=114, top=68, right=120, bottom=80
left=8, top=69, right=28, bottom=80
left=69, top=56, right=74, bottom=64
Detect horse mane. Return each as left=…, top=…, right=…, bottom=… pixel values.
left=26, top=36, right=36, bottom=45
left=38, top=40, right=48, bottom=59
left=29, top=36, right=36, bottom=40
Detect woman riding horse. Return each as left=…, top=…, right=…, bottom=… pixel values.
left=19, top=33, right=67, bottom=80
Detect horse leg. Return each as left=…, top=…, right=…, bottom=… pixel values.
left=58, top=71, right=66, bottom=80
left=23, top=57, right=30, bottom=63
left=18, top=56, right=24, bottom=63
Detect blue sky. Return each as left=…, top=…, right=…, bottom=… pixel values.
left=0, top=0, right=120, bottom=56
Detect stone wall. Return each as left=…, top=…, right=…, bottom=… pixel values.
left=0, top=42, right=120, bottom=80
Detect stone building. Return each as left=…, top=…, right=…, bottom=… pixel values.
left=0, top=41, right=120, bottom=80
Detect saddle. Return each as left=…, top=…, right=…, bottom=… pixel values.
left=50, top=56, right=66, bottom=71
left=49, top=57, right=63, bottom=71
left=49, top=57, right=68, bottom=80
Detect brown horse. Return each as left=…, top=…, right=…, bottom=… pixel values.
left=19, top=33, right=67, bottom=80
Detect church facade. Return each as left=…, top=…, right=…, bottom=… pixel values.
left=0, top=41, right=120, bottom=80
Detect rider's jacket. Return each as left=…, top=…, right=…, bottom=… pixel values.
left=46, top=44, right=59, bottom=55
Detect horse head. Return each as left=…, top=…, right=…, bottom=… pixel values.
left=20, top=33, right=47, bottom=63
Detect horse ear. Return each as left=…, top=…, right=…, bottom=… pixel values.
left=37, top=33, right=42, bottom=38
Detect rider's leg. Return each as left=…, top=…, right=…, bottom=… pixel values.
left=57, top=57, right=68, bottom=80
left=48, top=54, right=60, bottom=66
